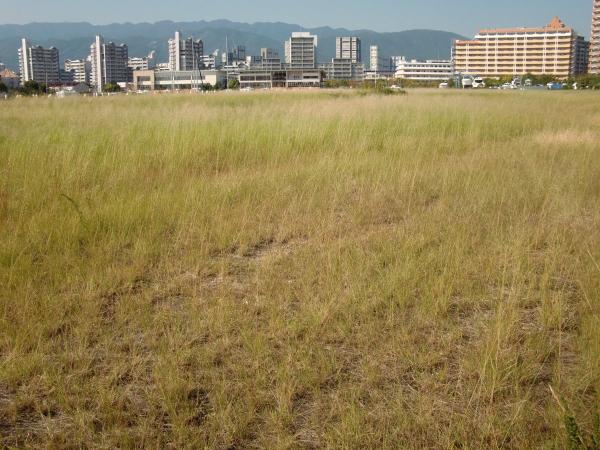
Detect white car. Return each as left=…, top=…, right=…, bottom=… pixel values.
left=472, top=78, right=486, bottom=88
left=439, top=82, right=449, bottom=89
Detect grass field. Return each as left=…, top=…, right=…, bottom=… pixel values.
left=1, top=89, right=599, bottom=449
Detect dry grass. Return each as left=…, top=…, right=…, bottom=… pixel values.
left=0, top=89, right=599, bottom=449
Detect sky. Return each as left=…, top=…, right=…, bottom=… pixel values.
left=0, top=0, right=595, bottom=37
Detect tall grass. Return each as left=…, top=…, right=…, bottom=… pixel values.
left=0, top=90, right=599, bottom=448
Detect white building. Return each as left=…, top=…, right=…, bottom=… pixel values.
left=18, top=38, right=60, bottom=85
left=202, top=50, right=220, bottom=69
left=128, top=51, right=156, bottom=72
left=238, top=68, right=322, bottom=89
left=591, top=0, right=600, bottom=73
left=65, top=59, right=90, bottom=84
left=155, top=63, right=171, bottom=72
left=370, top=45, right=379, bottom=71
left=168, top=31, right=203, bottom=71
left=336, top=37, right=361, bottom=63
left=132, top=69, right=226, bottom=91
left=394, top=58, right=453, bottom=81
left=369, top=45, right=393, bottom=74
left=90, top=35, right=129, bottom=92
left=285, top=32, right=318, bottom=69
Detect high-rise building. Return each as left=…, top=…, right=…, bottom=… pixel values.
left=591, top=0, right=600, bottom=73
left=369, top=45, right=393, bottom=74
left=336, top=37, right=361, bottom=63
left=65, top=59, right=91, bottom=84
left=90, top=35, right=129, bottom=92
left=285, top=32, right=318, bottom=69
left=168, top=31, right=203, bottom=71
left=370, top=45, right=379, bottom=71
left=574, top=36, right=590, bottom=75
left=453, top=17, right=589, bottom=78
left=17, top=38, right=60, bottom=85
left=233, top=45, right=246, bottom=62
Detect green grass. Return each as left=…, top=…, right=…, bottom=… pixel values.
left=0, top=89, right=599, bottom=448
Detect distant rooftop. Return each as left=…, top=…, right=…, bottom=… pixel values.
left=477, top=17, right=572, bottom=35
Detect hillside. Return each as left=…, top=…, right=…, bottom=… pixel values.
left=0, top=20, right=465, bottom=69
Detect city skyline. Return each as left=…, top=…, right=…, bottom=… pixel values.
left=0, top=0, right=595, bottom=38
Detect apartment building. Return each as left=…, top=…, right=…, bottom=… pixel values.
left=168, top=32, right=203, bottom=71
left=18, top=38, right=60, bottom=85
left=90, top=35, right=129, bottom=92
left=336, top=37, right=361, bottom=63
left=65, top=59, right=91, bottom=84
left=285, top=32, right=318, bottom=69
left=591, top=0, right=600, bottom=73
left=453, top=17, right=589, bottom=78
left=394, top=58, right=453, bottom=81
left=574, top=36, right=590, bottom=75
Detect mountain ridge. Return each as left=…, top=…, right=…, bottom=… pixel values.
left=0, top=20, right=466, bottom=70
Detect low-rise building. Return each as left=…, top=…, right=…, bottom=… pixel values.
left=0, top=69, right=20, bottom=89
left=394, top=58, right=453, bottom=81
left=238, top=68, right=323, bottom=89
left=128, top=51, right=156, bottom=72
left=321, top=59, right=365, bottom=81
left=260, top=48, right=282, bottom=70
left=132, top=69, right=226, bottom=91
left=203, top=51, right=220, bottom=69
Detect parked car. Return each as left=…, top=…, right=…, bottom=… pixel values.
left=438, top=82, right=449, bottom=89
left=547, top=82, right=563, bottom=90
left=472, top=77, right=486, bottom=88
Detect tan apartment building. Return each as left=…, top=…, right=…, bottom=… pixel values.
left=453, top=17, right=589, bottom=78
left=591, top=0, right=600, bottom=73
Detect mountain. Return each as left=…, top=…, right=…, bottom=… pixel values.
left=0, top=20, right=466, bottom=70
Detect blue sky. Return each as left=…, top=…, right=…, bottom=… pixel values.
left=0, top=0, right=595, bottom=37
